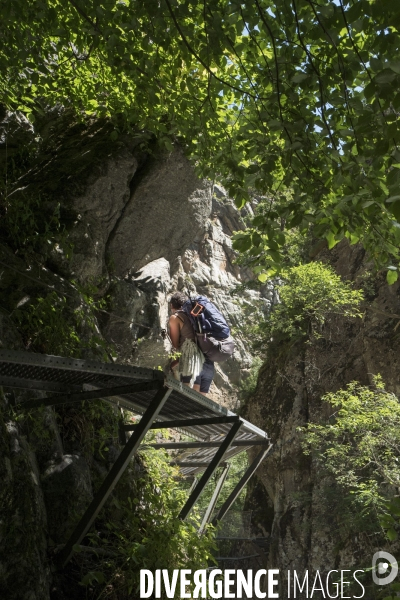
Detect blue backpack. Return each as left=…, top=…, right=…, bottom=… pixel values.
left=182, top=295, right=235, bottom=363
left=182, top=295, right=230, bottom=340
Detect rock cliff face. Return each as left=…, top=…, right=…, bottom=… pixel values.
left=1, top=110, right=271, bottom=404
left=0, top=111, right=271, bottom=599
left=4, top=109, right=399, bottom=600
left=47, top=130, right=270, bottom=407
left=243, top=240, right=400, bottom=594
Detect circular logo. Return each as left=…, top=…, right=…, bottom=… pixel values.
left=372, top=551, right=398, bottom=585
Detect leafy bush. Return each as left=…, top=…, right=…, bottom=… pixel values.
left=0, top=136, right=71, bottom=260
left=264, top=262, right=364, bottom=339
left=78, top=449, right=216, bottom=599
left=12, top=289, right=109, bottom=358
left=0, top=191, right=67, bottom=258
left=239, top=357, right=263, bottom=402
left=300, top=376, right=400, bottom=541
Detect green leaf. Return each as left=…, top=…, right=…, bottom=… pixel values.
left=253, top=215, right=266, bottom=227
left=292, top=72, right=309, bottom=83
left=252, top=232, right=262, bottom=246
left=232, top=234, right=252, bottom=252
left=375, top=70, right=397, bottom=84
left=390, top=61, right=400, bottom=75
left=387, top=270, right=399, bottom=285
left=349, top=233, right=359, bottom=245
left=291, top=141, right=303, bottom=151
left=390, top=583, right=400, bottom=591
left=364, top=81, right=376, bottom=99
left=326, top=231, right=338, bottom=250
left=389, top=200, right=400, bottom=221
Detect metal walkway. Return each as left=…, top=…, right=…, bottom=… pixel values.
left=0, top=349, right=271, bottom=566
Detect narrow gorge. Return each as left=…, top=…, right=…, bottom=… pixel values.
left=1, top=109, right=400, bottom=600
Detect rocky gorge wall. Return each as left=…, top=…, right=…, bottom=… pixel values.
left=2, top=108, right=400, bottom=600
left=0, top=110, right=272, bottom=599
left=0, top=109, right=274, bottom=405
left=243, top=240, right=400, bottom=596
left=60, top=140, right=273, bottom=407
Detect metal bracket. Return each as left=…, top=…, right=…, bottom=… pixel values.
left=199, top=463, right=231, bottom=533
left=16, top=381, right=162, bottom=409
left=178, top=420, right=243, bottom=520
left=123, top=415, right=240, bottom=431
left=212, top=444, right=273, bottom=526
left=144, top=439, right=270, bottom=449
left=58, top=385, right=172, bottom=567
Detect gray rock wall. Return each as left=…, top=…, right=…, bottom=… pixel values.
left=56, top=137, right=268, bottom=407
left=0, top=112, right=270, bottom=598
left=243, top=240, right=400, bottom=593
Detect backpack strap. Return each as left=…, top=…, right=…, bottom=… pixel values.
left=174, top=311, right=185, bottom=324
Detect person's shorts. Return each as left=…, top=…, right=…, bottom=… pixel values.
left=181, top=358, right=215, bottom=393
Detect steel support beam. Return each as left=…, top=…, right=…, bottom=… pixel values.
left=212, top=444, right=273, bottom=526
left=118, top=418, right=127, bottom=446
left=17, top=381, right=162, bottom=410
left=145, top=439, right=269, bottom=449
left=187, top=477, right=198, bottom=495
left=178, top=420, right=243, bottom=521
left=123, top=415, right=240, bottom=431
left=172, top=462, right=213, bottom=468
left=199, top=463, right=230, bottom=533
left=58, top=385, right=172, bottom=567
left=176, top=445, right=256, bottom=475
left=0, top=376, right=81, bottom=394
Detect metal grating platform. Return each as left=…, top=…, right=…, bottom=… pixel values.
left=0, top=349, right=272, bottom=566
left=0, top=349, right=268, bottom=476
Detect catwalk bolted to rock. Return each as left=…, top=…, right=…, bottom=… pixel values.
left=0, top=110, right=271, bottom=599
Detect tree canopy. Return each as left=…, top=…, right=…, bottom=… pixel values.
left=2, top=0, right=400, bottom=280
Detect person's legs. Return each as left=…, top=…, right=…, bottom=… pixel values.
left=174, top=361, right=214, bottom=396
left=181, top=375, right=191, bottom=388
left=171, top=362, right=192, bottom=388
left=193, top=360, right=214, bottom=396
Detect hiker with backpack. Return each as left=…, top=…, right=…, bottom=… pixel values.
left=168, top=291, right=236, bottom=396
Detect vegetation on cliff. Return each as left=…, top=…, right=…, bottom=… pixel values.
left=301, top=376, right=400, bottom=598
left=1, top=3, right=400, bottom=597
left=260, top=261, right=364, bottom=339
left=74, top=448, right=216, bottom=599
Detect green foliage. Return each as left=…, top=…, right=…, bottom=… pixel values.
left=0, top=191, right=66, bottom=258
left=12, top=291, right=80, bottom=355
left=11, top=289, right=110, bottom=358
left=232, top=191, right=314, bottom=276
left=239, top=356, right=263, bottom=402
left=0, top=134, right=72, bottom=260
left=264, top=262, right=364, bottom=339
left=3, top=0, right=400, bottom=276
left=300, top=376, right=400, bottom=540
left=195, top=451, right=250, bottom=514
left=57, top=399, right=119, bottom=458
left=79, top=449, right=216, bottom=599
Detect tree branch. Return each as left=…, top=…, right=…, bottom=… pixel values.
left=66, top=0, right=101, bottom=34
left=292, top=0, right=338, bottom=153
left=163, top=0, right=258, bottom=100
